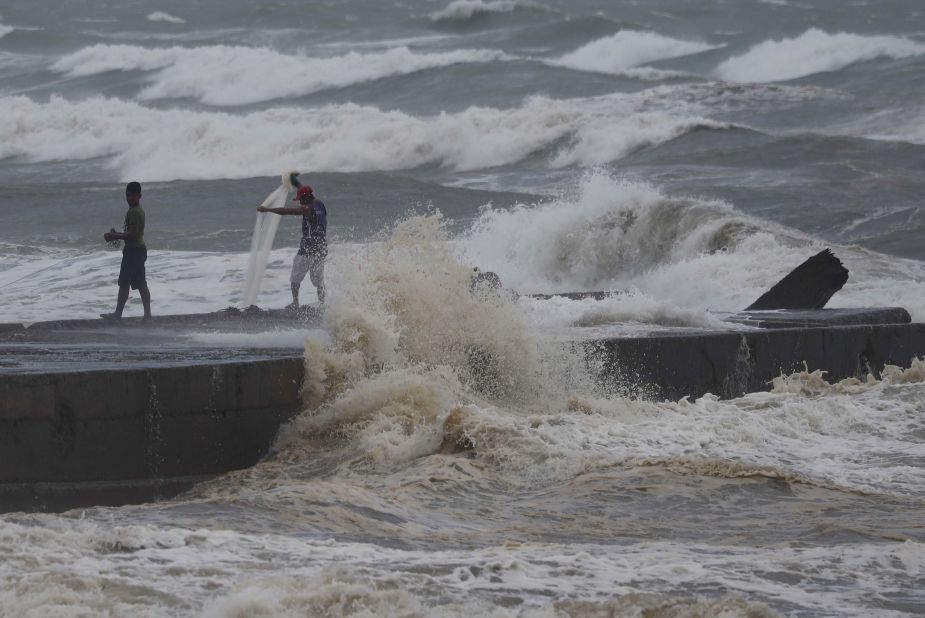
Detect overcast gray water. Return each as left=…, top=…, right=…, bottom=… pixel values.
left=1, top=1, right=924, bottom=615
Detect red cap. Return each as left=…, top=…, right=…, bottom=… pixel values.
left=293, top=185, right=313, bottom=201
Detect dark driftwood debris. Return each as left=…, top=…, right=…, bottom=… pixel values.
left=746, top=249, right=849, bottom=311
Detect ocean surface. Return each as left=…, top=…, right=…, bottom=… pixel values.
left=1, top=0, right=925, bottom=615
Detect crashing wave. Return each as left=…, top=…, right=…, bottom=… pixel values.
left=459, top=173, right=761, bottom=293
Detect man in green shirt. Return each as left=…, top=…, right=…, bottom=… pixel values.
left=101, top=181, right=151, bottom=319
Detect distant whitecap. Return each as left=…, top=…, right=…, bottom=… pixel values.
left=429, top=0, right=546, bottom=21
left=715, top=28, right=925, bottom=82
left=549, top=30, right=719, bottom=76
left=146, top=11, right=186, bottom=24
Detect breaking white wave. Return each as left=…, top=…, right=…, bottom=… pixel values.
left=550, top=30, right=718, bottom=76
left=261, top=213, right=925, bottom=500
left=549, top=113, right=728, bottom=167
left=146, top=11, right=186, bottom=25
left=275, top=237, right=925, bottom=500
left=429, top=0, right=546, bottom=21
left=0, top=24, right=12, bottom=40
left=459, top=173, right=762, bottom=295
left=715, top=28, right=925, bottom=82
left=51, top=43, right=508, bottom=106
left=0, top=92, right=724, bottom=180
left=458, top=173, right=925, bottom=323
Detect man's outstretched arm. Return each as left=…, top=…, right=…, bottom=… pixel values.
left=257, top=206, right=311, bottom=215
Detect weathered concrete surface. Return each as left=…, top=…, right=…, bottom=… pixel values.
left=729, top=307, right=911, bottom=329
left=0, top=314, right=316, bottom=375
left=528, top=291, right=616, bottom=301
left=0, top=476, right=214, bottom=513
left=23, top=305, right=322, bottom=331
left=592, top=323, right=925, bottom=401
left=0, top=357, right=303, bottom=512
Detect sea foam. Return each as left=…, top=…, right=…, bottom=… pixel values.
left=3, top=514, right=902, bottom=617
left=715, top=28, right=925, bottom=82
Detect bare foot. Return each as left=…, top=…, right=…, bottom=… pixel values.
left=100, top=312, right=121, bottom=320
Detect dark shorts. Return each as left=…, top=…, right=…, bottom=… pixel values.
left=118, top=246, right=147, bottom=290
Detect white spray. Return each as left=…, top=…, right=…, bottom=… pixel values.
left=242, top=171, right=298, bottom=307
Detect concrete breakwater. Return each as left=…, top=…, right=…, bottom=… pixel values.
left=1, top=311, right=923, bottom=513
left=594, top=322, right=925, bottom=401
left=0, top=357, right=304, bottom=512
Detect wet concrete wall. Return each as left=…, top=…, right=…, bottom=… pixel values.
left=0, top=357, right=303, bottom=512
left=592, top=323, right=925, bottom=401
left=3, top=322, right=925, bottom=512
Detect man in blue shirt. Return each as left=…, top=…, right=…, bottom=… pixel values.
left=258, top=185, right=327, bottom=307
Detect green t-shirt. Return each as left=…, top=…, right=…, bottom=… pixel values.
left=124, top=205, right=146, bottom=249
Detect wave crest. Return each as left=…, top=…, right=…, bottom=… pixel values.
left=0, top=93, right=726, bottom=180
left=52, top=43, right=507, bottom=106
left=637, top=455, right=811, bottom=484
left=459, top=173, right=755, bottom=292
left=146, top=11, right=186, bottom=24
left=715, top=28, right=925, bottom=83
left=429, top=0, right=546, bottom=22
left=551, top=30, right=718, bottom=76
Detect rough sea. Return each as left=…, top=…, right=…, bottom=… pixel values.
left=1, top=0, right=925, bottom=615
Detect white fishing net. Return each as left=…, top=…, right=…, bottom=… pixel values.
left=242, top=171, right=298, bottom=307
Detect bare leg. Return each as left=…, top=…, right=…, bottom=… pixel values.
left=139, top=286, right=152, bottom=318
left=115, top=285, right=129, bottom=316
left=290, top=282, right=300, bottom=308
left=102, top=286, right=130, bottom=319
left=310, top=259, right=325, bottom=305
